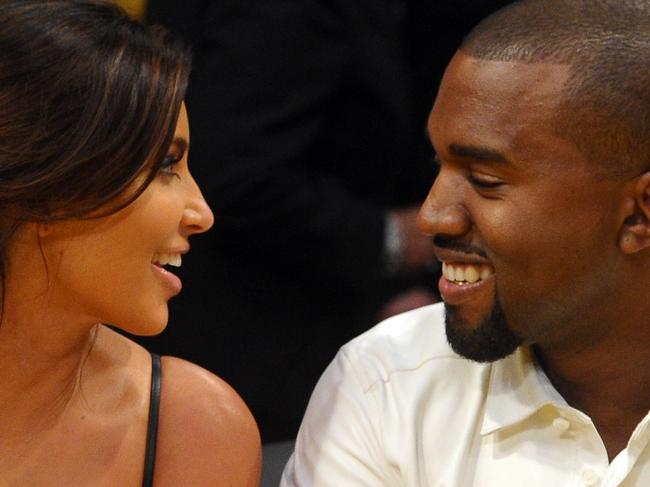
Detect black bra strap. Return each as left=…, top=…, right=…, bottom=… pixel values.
left=143, top=353, right=162, bottom=487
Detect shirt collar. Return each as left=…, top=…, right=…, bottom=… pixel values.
left=481, top=346, right=568, bottom=435
left=480, top=346, right=650, bottom=462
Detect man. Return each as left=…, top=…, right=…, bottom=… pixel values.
left=282, top=0, right=650, bottom=485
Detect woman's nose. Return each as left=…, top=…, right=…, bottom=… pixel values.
left=182, top=177, right=214, bottom=235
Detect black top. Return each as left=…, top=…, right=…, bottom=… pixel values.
left=142, top=353, right=161, bottom=487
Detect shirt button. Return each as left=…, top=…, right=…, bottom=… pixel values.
left=552, top=417, right=571, bottom=434
left=581, top=469, right=600, bottom=486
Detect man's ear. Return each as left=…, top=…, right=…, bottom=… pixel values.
left=619, top=172, right=650, bottom=254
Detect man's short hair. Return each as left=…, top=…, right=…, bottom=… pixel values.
left=459, top=0, right=650, bottom=178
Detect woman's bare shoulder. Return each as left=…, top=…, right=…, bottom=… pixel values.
left=154, top=356, right=262, bottom=487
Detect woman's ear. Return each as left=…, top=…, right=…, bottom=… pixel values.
left=619, top=172, right=650, bottom=254
left=34, top=221, right=58, bottom=240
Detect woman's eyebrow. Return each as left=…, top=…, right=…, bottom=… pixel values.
left=171, top=137, right=188, bottom=152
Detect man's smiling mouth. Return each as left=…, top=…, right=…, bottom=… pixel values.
left=442, top=262, right=494, bottom=285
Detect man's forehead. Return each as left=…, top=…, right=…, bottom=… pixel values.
left=435, top=52, right=571, bottom=113
left=428, top=53, right=581, bottom=169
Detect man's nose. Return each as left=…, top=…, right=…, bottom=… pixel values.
left=417, top=169, right=472, bottom=240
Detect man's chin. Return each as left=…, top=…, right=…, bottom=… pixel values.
left=443, top=302, right=489, bottom=332
left=444, top=302, right=523, bottom=363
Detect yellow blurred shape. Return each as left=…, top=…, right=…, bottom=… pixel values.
left=113, top=0, right=147, bottom=20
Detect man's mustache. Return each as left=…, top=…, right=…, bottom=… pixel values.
left=433, top=235, right=489, bottom=259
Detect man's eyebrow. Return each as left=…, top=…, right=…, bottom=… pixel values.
left=449, top=143, right=510, bottom=164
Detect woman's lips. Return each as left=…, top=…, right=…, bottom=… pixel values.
left=152, top=263, right=182, bottom=295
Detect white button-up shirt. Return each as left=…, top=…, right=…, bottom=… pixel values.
left=281, top=303, right=650, bottom=486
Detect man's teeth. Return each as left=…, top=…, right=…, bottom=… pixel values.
left=442, top=262, right=493, bottom=284
left=152, top=252, right=182, bottom=267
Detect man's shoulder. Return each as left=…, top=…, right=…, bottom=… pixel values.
left=338, top=302, right=483, bottom=391
left=344, top=303, right=453, bottom=361
left=285, top=304, right=494, bottom=487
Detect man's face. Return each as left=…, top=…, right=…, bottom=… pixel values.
left=419, top=53, right=627, bottom=361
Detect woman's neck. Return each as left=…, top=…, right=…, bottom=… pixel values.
left=0, top=313, right=99, bottom=440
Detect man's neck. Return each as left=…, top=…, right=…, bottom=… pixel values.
left=534, top=331, right=650, bottom=460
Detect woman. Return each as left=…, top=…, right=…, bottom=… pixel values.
left=0, top=1, right=261, bottom=486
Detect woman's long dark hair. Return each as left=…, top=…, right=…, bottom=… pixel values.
left=0, top=0, right=192, bottom=307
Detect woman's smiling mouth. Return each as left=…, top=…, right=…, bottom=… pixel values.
left=152, top=252, right=183, bottom=268
left=151, top=251, right=185, bottom=294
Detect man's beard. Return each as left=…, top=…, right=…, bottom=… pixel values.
left=444, top=291, right=523, bottom=363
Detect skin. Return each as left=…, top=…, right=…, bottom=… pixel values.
left=0, top=105, right=261, bottom=486
left=419, top=52, right=650, bottom=458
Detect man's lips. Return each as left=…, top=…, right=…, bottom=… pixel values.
left=441, top=261, right=494, bottom=284
left=433, top=246, right=491, bottom=267
left=435, top=249, right=496, bottom=307
left=438, top=271, right=495, bottom=308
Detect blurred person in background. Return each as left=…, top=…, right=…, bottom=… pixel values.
left=134, top=0, right=513, bottom=442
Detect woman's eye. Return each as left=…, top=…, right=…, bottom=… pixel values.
left=159, top=154, right=181, bottom=179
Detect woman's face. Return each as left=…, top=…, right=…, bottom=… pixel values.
left=25, top=104, right=214, bottom=335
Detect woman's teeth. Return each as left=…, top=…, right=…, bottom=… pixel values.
left=152, top=252, right=182, bottom=267
left=442, top=262, right=493, bottom=285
